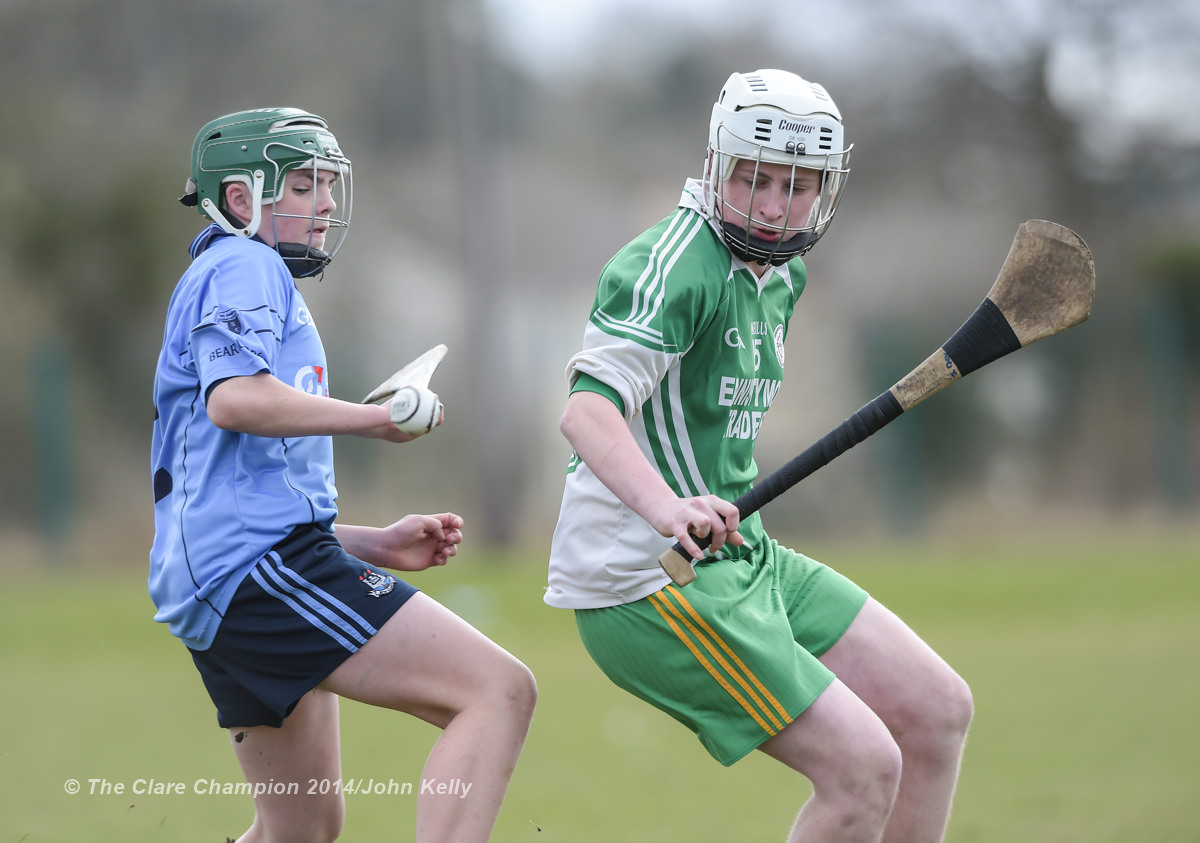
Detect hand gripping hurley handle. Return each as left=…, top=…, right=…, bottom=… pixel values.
left=656, top=390, right=904, bottom=586
left=658, top=220, right=1095, bottom=586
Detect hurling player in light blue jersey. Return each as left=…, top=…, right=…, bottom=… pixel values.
left=151, top=108, right=534, bottom=843
left=548, top=71, right=973, bottom=842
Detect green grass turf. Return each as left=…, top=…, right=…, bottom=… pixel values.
left=2, top=535, right=1198, bottom=841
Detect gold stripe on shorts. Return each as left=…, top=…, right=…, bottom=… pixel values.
left=648, top=586, right=793, bottom=737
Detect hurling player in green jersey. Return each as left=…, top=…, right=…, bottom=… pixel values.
left=547, top=70, right=972, bottom=842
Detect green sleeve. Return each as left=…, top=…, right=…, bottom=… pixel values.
left=570, top=372, right=626, bottom=417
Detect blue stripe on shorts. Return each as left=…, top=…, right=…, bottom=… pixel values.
left=252, top=551, right=378, bottom=651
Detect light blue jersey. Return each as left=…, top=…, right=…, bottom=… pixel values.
left=149, top=225, right=339, bottom=650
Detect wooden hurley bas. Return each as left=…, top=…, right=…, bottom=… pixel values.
left=659, top=219, right=1097, bottom=586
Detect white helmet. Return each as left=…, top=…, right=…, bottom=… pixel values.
left=706, top=69, right=851, bottom=263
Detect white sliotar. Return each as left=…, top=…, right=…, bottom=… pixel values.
left=389, top=386, right=442, bottom=436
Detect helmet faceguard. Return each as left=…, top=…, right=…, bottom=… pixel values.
left=180, top=108, right=352, bottom=278
left=705, top=70, right=851, bottom=264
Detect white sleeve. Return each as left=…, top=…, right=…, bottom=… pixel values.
left=565, top=323, right=684, bottom=422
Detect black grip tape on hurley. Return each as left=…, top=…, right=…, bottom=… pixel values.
left=680, top=390, right=905, bottom=558
left=672, top=300, right=1020, bottom=564
left=942, top=298, right=1022, bottom=375
left=738, top=390, right=904, bottom=518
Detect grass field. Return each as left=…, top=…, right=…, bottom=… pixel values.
left=2, top=533, right=1198, bottom=842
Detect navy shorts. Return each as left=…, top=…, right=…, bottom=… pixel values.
left=188, top=524, right=419, bottom=729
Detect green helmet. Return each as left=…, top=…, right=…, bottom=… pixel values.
left=179, top=108, right=352, bottom=278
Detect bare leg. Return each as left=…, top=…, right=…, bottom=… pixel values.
left=759, top=679, right=902, bottom=843
left=321, top=592, right=537, bottom=843
left=820, top=598, right=973, bottom=843
left=228, top=688, right=346, bottom=843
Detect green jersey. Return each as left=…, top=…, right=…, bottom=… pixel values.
left=546, top=180, right=806, bottom=609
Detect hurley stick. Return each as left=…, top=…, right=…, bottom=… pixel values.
left=659, top=219, right=1096, bottom=586
left=362, top=344, right=449, bottom=404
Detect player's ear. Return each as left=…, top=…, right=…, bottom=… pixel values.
left=224, top=182, right=252, bottom=219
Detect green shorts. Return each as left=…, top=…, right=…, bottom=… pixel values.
left=575, top=539, right=868, bottom=766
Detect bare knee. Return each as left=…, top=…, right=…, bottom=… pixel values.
left=496, top=657, right=538, bottom=723
left=453, top=650, right=537, bottom=727
left=896, top=668, right=974, bottom=759
left=927, top=669, right=973, bottom=742
left=795, top=711, right=903, bottom=825
left=944, top=672, right=974, bottom=736
left=248, top=792, right=344, bottom=843
left=843, top=732, right=903, bottom=822
left=803, top=729, right=902, bottom=836
left=313, top=796, right=346, bottom=843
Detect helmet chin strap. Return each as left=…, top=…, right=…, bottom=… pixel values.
left=275, top=243, right=332, bottom=279
left=201, top=170, right=266, bottom=239
left=719, top=221, right=817, bottom=266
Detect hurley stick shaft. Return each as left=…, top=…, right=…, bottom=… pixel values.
left=657, top=357, right=945, bottom=586
left=658, top=220, right=1095, bottom=586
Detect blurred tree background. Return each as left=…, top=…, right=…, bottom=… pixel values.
left=2, top=0, right=1197, bottom=564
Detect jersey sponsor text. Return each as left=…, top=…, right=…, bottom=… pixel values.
left=718, top=375, right=781, bottom=441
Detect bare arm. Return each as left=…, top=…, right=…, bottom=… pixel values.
left=560, top=390, right=742, bottom=560
left=206, top=372, right=419, bottom=442
left=336, top=514, right=464, bottom=572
